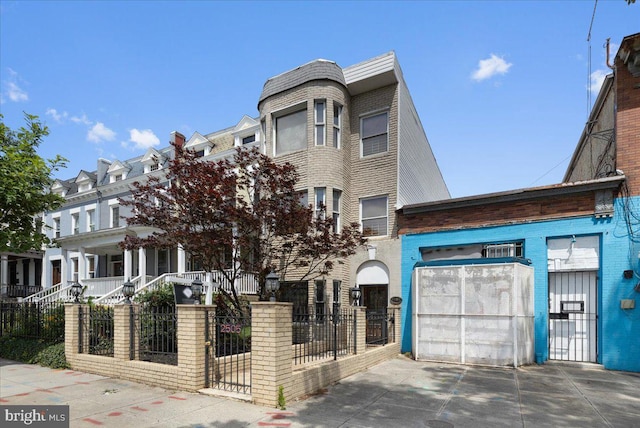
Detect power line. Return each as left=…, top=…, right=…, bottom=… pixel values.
left=587, top=0, right=598, bottom=118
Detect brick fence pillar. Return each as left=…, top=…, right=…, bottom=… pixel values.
left=251, top=302, right=293, bottom=407
left=391, top=305, right=402, bottom=343
left=64, top=304, right=81, bottom=362
left=354, top=306, right=367, bottom=354
left=177, top=305, right=212, bottom=391
left=113, top=304, right=138, bottom=360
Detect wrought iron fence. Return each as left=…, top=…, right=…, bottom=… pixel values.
left=134, top=305, right=178, bottom=366
left=80, top=305, right=114, bottom=356
left=205, top=307, right=252, bottom=394
left=366, top=307, right=397, bottom=346
left=292, top=307, right=354, bottom=366
left=0, top=301, right=65, bottom=342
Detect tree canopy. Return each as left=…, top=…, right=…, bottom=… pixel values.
left=0, top=114, right=67, bottom=253
left=121, top=144, right=366, bottom=311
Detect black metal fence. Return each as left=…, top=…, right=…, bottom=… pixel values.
left=79, top=305, right=114, bottom=356
left=205, top=308, right=252, bottom=394
left=366, top=307, right=397, bottom=346
left=0, top=301, right=65, bottom=342
left=134, top=305, right=178, bottom=365
left=292, top=307, right=355, bottom=366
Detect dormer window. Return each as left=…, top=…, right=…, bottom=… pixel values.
left=233, top=115, right=261, bottom=148
left=107, top=160, right=130, bottom=183
left=142, top=149, right=165, bottom=174
left=74, top=171, right=95, bottom=193
left=184, top=132, right=214, bottom=157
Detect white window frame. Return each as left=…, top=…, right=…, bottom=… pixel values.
left=314, top=100, right=325, bottom=146
left=71, top=212, right=80, bottom=235
left=360, top=195, right=388, bottom=237
left=273, top=103, right=307, bottom=156
left=52, top=216, right=61, bottom=239
left=360, top=111, right=389, bottom=157
left=86, top=209, right=95, bottom=232
left=332, top=189, right=342, bottom=232
left=315, top=187, right=326, bottom=219
left=333, top=103, right=342, bottom=149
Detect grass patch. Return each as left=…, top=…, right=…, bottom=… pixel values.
left=0, top=336, right=69, bottom=369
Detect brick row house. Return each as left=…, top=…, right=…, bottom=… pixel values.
left=7, top=53, right=449, bottom=326
left=398, top=33, right=640, bottom=372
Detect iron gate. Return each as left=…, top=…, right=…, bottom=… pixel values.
left=205, top=308, right=251, bottom=395
left=548, top=271, right=598, bottom=362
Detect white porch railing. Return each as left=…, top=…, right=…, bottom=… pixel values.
left=22, top=282, right=75, bottom=305
left=23, top=270, right=260, bottom=306
left=82, top=276, right=126, bottom=297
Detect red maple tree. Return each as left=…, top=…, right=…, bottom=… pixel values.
left=120, top=145, right=366, bottom=311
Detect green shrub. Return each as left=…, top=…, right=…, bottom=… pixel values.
left=0, top=337, right=69, bottom=369
left=32, top=342, right=68, bottom=369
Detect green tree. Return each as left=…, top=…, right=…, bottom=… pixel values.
left=0, top=114, right=67, bottom=253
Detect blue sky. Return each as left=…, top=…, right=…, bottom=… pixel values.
left=1, top=1, right=638, bottom=198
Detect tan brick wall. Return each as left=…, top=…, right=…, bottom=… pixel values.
left=251, top=302, right=293, bottom=407
left=65, top=304, right=210, bottom=392
left=289, top=344, right=400, bottom=401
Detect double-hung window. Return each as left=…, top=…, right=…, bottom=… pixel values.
left=71, top=213, right=79, bottom=235
left=87, top=209, right=95, bottom=232
left=275, top=108, right=307, bottom=156
left=360, top=196, right=388, bottom=237
left=111, top=206, right=120, bottom=228
left=53, top=217, right=60, bottom=238
left=333, top=103, right=342, bottom=148
left=361, top=112, right=388, bottom=157
left=332, top=189, right=342, bottom=232
left=315, top=100, right=325, bottom=146
left=315, top=187, right=326, bottom=219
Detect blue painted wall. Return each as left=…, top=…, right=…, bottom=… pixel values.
left=400, top=196, right=640, bottom=372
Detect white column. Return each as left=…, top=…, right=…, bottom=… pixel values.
left=177, top=245, right=186, bottom=274
left=1, top=254, right=8, bottom=295
left=61, top=249, right=68, bottom=284
left=28, top=259, right=36, bottom=286
left=79, top=247, right=86, bottom=282
left=124, top=249, right=132, bottom=280
left=138, top=247, right=147, bottom=286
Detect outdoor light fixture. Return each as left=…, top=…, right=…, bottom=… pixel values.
left=265, top=271, right=280, bottom=302
left=191, top=276, right=203, bottom=304
left=350, top=285, right=361, bottom=306
left=122, top=278, right=135, bottom=304
left=70, top=282, right=83, bottom=303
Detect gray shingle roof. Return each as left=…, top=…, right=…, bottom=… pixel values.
left=258, top=59, right=346, bottom=105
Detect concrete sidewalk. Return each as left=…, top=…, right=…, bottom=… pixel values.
left=2, top=356, right=640, bottom=427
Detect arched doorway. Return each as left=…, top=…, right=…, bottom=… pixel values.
left=357, top=261, right=390, bottom=344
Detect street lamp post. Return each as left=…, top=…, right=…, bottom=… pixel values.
left=191, top=276, right=203, bottom=305
left=350, top=285, right=361, bottom=306
left=122, top=278, right=135, bottom=304
left=265, top=271, right=280, bottom=302
left=70, top=282, right=83, bottom=303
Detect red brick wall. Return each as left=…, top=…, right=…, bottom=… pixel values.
left=398, top=192, right=595, bottom=235
left=615, top=36, right=640, bottom=197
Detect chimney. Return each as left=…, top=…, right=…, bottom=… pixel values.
left=170, top=131, right=186, bottom=149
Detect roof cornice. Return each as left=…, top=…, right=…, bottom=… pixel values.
left=401, top=175, right=625, bottom=214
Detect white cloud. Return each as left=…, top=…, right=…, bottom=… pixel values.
left=87, top=122, right=116, bottom=143
left=46, top=108, right=68, bottom=123
left=589, top=69, right=608, bottom=95
left=126, top=128, right=160, bottom=150
left=70, top=114, right=92, bottom=125
left=2, top=68, right=29, bottom=102
left=472, top=54, right=513, bottom=82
